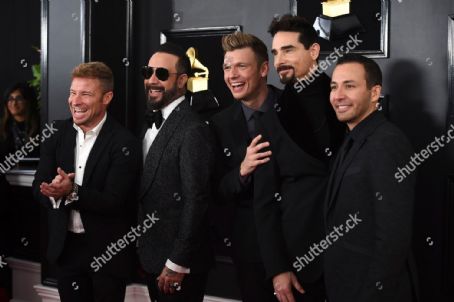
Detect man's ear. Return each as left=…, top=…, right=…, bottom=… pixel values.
left=260, top=61, right=269, bottom=78
left=103, top=91, right=113, bottom=106
left=371, top=85, right=382, bottom=103
left=310, top=43, right=320, bottom=61
left=177, top=74, right=188, bottom=90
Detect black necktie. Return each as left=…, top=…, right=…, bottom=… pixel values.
left=251, top=111, right=263, bottom=138
left=145, top=110, right=163, bottom=129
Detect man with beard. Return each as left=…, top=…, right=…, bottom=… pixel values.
left=210, top=32, right=279, bottom=301
left=251, top=15, right=345, bottom=302
left=137, top=42, right=215, bottom=302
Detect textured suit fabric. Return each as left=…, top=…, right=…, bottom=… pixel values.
left=32, top=115, right=141, bottom=278
left=252, top=74, right=345, bottom=288
left=137, top=99, right=215, bottom=275
left=324, top=111, right=417, bottom=302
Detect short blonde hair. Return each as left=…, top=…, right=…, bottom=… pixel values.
left=71, top=61, right=114, bottom=92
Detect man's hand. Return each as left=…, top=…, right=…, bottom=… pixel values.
left=240, top=134, right=272, bottom=177
left=156, top=266, right=185, bottom=295
left=40, top=167, right=75, bottom=200
left=273, top=271, right=305, bottom=302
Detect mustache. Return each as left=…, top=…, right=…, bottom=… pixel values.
left=145, top=84, right=165, bottom=92
left=276, top=65, right=294, bottom=73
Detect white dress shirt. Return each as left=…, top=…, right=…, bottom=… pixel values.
left=48, top=115, right=107, bottom=235
left=49, top=114, right=107, bottom=231
left=142, top=96, right=190, bottom=274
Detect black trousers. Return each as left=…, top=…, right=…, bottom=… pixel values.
left=235, top=261, right=276, bottom=302
left=293, top=277, right=326, bottom=302
left=56, top=232, right=127, bottom=302
left=145, top=271, right=208, bottom=302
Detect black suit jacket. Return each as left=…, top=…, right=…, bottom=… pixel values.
left=33, top=115, right=141, bottom=278
left=324, top=111, right=417, bottom=302
left=137, top=99, right=215, bottom=274
left=252, top=74, right=345, bottom=283
left=210, top=99, right=262, bottom=262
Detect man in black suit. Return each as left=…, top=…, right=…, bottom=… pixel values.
left=33, top=62, right=141, bottom=302
left=252, top=15, right=345, bottom=302
left=137, top=42, right=214, bottom=302
left=211, top=32, right=279, bottom=301
left=325, top=54, right=417, bottom=302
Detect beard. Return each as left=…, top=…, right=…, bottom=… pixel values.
left=276, top=65, right=296, bottom=84
left=145, top=83, right=179, bottom=111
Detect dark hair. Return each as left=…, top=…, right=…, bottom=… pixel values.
left=222, top=32, right=269, bottom=66
left=336, top=54, right=382, bottom=88
left=155, top=42, right=191, bottom=75
left=1, top=82, right=39, bottom=141
left=268, top=14, right=318, bottom=50
left=72, top=61, right=114, bottom=92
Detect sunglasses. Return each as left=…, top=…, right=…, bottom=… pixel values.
left=141, top=66, right=179, bottom=81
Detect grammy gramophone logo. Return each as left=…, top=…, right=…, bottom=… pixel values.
left=186, top=47, right=209, bottom=93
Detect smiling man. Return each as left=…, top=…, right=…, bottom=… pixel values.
left=33, top=62, right=141, bottom=302
left=269, top=14, right=344, bottom=158
left=210, top=32, right=280, bottom=302
left=325, top=54, right=417, bottom=302
left=250, top=15, right=345, bottom=302
left=137, top=42, right=214, bottom=302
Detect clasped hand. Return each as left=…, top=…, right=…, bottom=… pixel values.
left=40, top=167, right=75, bottom=200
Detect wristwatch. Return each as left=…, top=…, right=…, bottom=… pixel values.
left=66, top=183, right=79, bottom=203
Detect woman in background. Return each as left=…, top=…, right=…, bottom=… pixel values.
left=0, top=82, right=40, bottom=159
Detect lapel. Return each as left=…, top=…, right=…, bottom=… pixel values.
left=261, top=107, right=327, bottom=172
left=60, top=120, right=76, bottom=174
left=325, top=113, right=387, bottom=215
left=325, top=138, right=364, bottom=215
left=82, top=115, right=115, bottom=185
left=140, top=124, right=148, bottom=140
left=139, top=99, right=188, bottom=199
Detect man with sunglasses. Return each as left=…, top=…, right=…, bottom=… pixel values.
left=137, top=42, right=215, bottom=302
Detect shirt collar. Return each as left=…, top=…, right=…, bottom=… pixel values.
left=347, top=110, right=383, bottom=142
left=241, top=87, right=277, bottom=121
left=161, top=95, right=185, bottom=120
left=73, top=113, right=107, bottom=136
